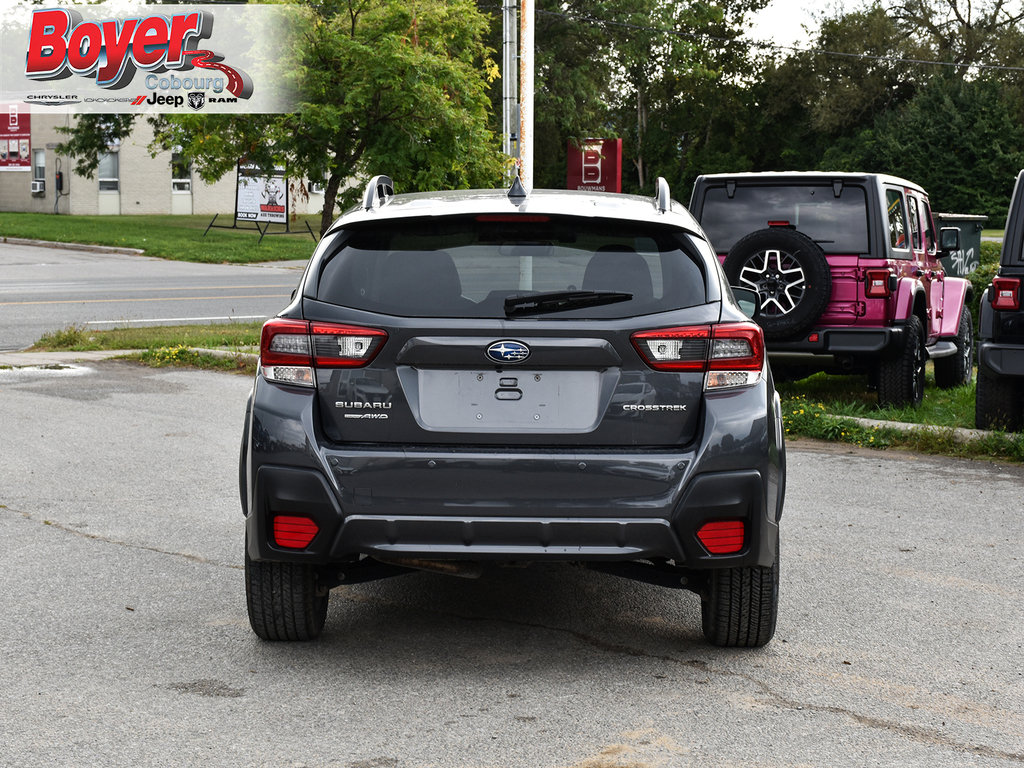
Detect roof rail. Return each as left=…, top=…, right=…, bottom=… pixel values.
left=363, top=175, right=394, bottom=211
left=655, top=177, right=671, bottom=213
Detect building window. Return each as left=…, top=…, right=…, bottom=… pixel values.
left=171, top=151, right=191, bottom=193
left=98, top=152, right=119, bottom=192
left=32, top=149, right=45, bottom=181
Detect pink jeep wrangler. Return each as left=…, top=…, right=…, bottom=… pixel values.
left=689, top=172, right=973, bottom=406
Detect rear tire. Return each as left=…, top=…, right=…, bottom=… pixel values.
left=701, top=537, right=779, bottom=648
left=934, top=305, right=973, bottom=389
left=246, top=549, right=329, bottom=641
left=975, top=365, right=1023, bottom=431
left=878, top=315, right=925, bottom=408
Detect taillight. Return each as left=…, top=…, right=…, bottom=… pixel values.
left=311, top=323, right=387, bottom=367
left=631, top=326, right=709, bottom=372
left=696, top=520, right=745, bottom=554
left=864, top=268, right=893, bottom=298
left=261, top=319, right=315, bottom=387
left=992, top=277, right=1021, bottom=311
left=260, top=318, right=387, bottom=386
left=631, top=322, right=764, bottom=389
left=273, top=515, right=319, bottom=549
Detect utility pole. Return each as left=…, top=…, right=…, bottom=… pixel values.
left=518, top=0, right=534, bottom=191
left=501, top=0, right=518, bottom=166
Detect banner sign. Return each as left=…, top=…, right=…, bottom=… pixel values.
left=237, top=163, right=287, bottom=225
left=0, top=3, right=299, bottom=114
left=0, top=104, right=30, bottom=172
left=567, top=139, right=623, bottom=193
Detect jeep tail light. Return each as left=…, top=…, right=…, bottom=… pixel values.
left=865, top=268, right=893, bottom=298
left=697, top=520, right=745, bottom=554
left=273, top=515, right=319, bottom=549
left=631, top=322, right=764, bottom=389
left=992, top=277, right=1021, bottom=311
left=260, top=319, right=387, bottom=387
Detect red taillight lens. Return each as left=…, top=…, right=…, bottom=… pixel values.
left=311, top=323, right=387, bottom=368
left=865, top=268, right=892, bottom=298
left=630, top=325, right=710, bottom=371
left=697, top=520, right=745, bottom=554
left=992, top=277, right=1021, bottom=311
left=260, top=319, right=387, bottom=386
left=633, top=323, right=763, bottom=390
left=261, top=318, right=314, bottom=387
left=272, top=515, right=319, bottom=549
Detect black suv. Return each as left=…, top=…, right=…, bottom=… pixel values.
left=240, top=176, right=786, bottom=647
left=976, top=169, right=1024, bottom=430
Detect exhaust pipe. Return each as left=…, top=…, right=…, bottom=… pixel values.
left=377, top=558, right=483, bottom=579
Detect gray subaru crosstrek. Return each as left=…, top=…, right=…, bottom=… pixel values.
left=240, top=176, right=786, bottom=647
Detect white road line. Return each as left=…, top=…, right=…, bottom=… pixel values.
left=86, top=315, right=269, bottom=325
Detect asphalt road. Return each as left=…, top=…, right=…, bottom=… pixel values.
left=0, top=242, right=302, bottom=350
left=0, top=361, right=1021, bottom=767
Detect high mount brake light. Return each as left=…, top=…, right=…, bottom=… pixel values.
left=260, top=319, right=387, bottom=387
left=476, top=214, right=551, bottom=222
left=992, top=277, right=1021, bottom=311
left=631, top=322, right=764, bottom=389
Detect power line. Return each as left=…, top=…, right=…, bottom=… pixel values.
left=531, top=6, right=1024, bottom=74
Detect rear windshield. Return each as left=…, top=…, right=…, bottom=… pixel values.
left=699, top=184, right=870, bottom=253
left=316, top=215, right=707, bottom=318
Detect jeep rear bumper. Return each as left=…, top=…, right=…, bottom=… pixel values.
left=767, top=326, right=903, bottom=361
left=979, top=340, right=1024, bottom=377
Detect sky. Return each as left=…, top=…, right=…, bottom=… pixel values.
left=746, top=0, right=830, bottom=50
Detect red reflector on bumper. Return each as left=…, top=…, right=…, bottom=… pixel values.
left=697, top=520, right=745, bottom=554
left=273, top=515, right=319, bottom=549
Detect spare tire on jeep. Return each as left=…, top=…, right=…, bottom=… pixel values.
left=723, top=228, right=832, bottom=340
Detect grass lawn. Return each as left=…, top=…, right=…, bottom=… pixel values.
left=0, top=212, right=320, bottom=264
left=31, top=322, right=263, bottom=352
left=779, top=367, right=1024, bottom=462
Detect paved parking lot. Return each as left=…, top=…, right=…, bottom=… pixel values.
left=0, top=361, right=1022, bottom=767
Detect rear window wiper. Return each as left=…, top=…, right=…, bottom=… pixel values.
left=504, top=290, right=633, bottom=317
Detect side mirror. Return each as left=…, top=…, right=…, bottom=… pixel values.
left=731, top=287, right=761, bottom=320
left=939, top=226, right=960, bottom=253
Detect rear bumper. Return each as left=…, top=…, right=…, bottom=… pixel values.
left=768, top=326, right=902, bottom=362
left=978, top=340, right=1024, bottom=377
left=245, top=462, right=779, bottom=569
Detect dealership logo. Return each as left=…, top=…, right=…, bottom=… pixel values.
left=24, top=8, right=253, bottom=100
left=187, top=92, right=205, bottom=111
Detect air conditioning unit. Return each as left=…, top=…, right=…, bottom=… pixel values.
left=30, top=179, right=45, bottom=195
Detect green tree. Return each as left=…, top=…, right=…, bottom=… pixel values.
left=59, top=0, right=506, bottom=235
left=821, top=75, right=1024, bottom=222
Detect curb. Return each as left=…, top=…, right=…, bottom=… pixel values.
left=846, top=416, right=1009, bottom=443
left=1, top=236, right=145, bottom=256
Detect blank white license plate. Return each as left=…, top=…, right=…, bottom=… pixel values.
left=416, top=369, right=600, bottom=432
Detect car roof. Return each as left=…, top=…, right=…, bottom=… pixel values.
left=326, top=186, right=705, bottom=238
left=694, top=171, right=927, bottom=195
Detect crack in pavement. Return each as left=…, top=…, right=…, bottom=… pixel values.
left=437, top=608, right=1024, bottom=764
left=1, top=504, right=241, bottom=570
left=6, top=502, right=1021, bottom=765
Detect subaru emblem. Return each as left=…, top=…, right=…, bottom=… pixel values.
left=486, top=340, right=530, bottom=364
